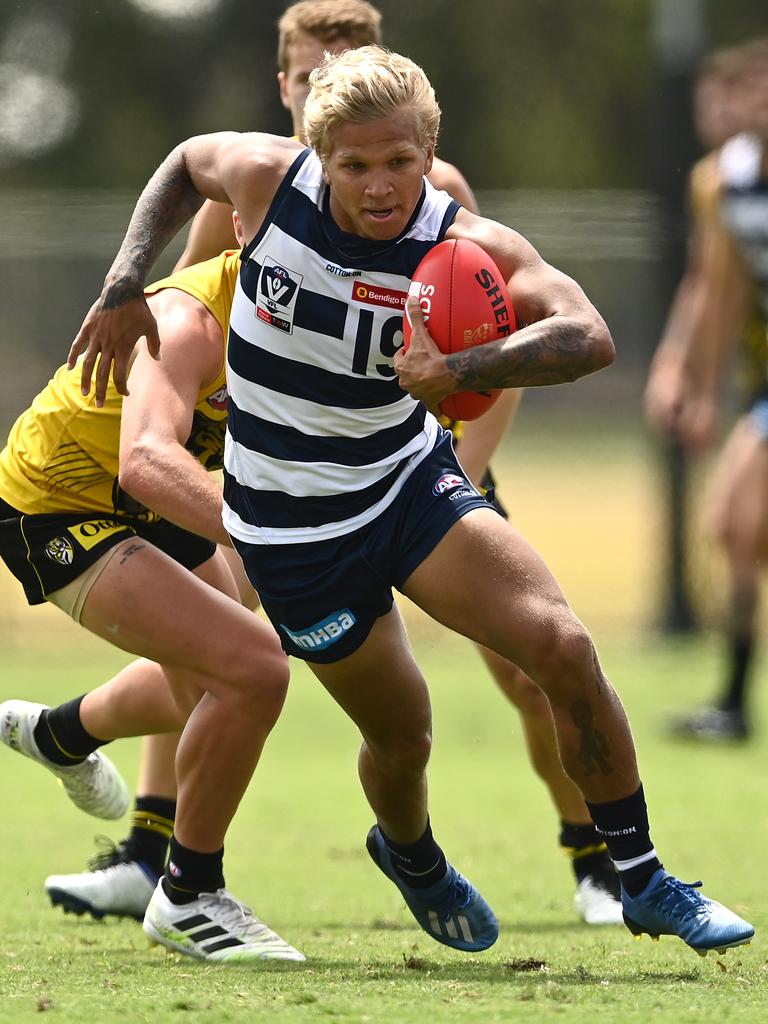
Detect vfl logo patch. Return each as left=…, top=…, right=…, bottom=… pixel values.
left=206, top=385, right=228, bottom=411
left=255, top=256, right=303, bottom=334
left=67, top=519, right=126, bottom=552
left=44, top=535, right=74, bottom=565
left=281, top=609, right=357, bottom=651
left=168, top=860, right=182, bottom=878
left=432, top=473, right=466, bottom=496
left=352, top=282, right=407, bottom=310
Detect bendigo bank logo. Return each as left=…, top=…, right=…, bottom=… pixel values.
left=352, top=281, right=407, bottom=310
left=256, top=256, right=303, bottom=334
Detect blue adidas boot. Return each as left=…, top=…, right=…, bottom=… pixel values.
left=366, top=825, right=498, bottom=952
left=622, top=868, right=755, bottom=956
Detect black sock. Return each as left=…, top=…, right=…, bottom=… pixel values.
left=719, top=634, right=753, bottom=713
left=122, top=796, right=176, bottom=878
left=585, top=784, right=662, bottom=896
left=162, top=837, right=225, bottom=905
left=559, top=821, right=612, bottom=883
left=33, top=696, right=107, bottom=765
left=379, top=820, right=447, bottom=889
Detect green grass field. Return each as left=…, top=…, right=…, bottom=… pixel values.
left=1, top=409, right=765, bottom=1022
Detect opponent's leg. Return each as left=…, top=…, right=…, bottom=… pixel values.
left=403, top=507, right=754, bottom=954
left=310, top=609, right=497, bottom=952
left=479, top=646, right=622, bottom=925
left=673, top=417, right=768, bottom=741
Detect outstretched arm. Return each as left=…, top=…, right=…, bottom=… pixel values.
left=68, top=131, right=286, bottom=405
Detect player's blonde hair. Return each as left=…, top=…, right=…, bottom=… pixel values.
left=303, top=46, right=440, bottom=159
left=277, top=0, right=382, bottom=72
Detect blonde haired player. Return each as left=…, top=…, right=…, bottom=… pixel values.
left=44, top=0, right=622, bottom=929
left=67, top=44, right=753, bottom=958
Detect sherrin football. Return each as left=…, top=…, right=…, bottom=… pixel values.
left=403, top=238, right=515, bottom=421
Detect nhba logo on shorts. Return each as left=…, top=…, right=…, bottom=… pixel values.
left=352, top=281, right=407, bottom=310
left=255, top=256, right=303, bottom=334
left=44, top=535, right=74, bottom=566
left=432, top=473, right=466, bottom=496
left=281, top=608, right=357, bottom=651
left=67, top=519, right=126, bottom=552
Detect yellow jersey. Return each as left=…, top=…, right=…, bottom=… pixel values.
left=689, top=153, right=768, bottom=402
left=0, top=250, right=241, bottom=517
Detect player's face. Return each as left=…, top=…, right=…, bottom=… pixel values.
left=278, top=34, right=355, bottom=141
left=323, top=107, right=434, bottom=241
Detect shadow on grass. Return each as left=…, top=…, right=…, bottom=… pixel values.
left=133, top=951, right=704, bottom=987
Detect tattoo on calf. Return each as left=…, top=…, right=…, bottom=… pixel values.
left=570, top=698, right=612, bottom=776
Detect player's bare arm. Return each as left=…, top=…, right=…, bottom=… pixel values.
left=68, top=132, right=299, bottom=404
left=118, top=288, right=231, bottom=546
left=174, top=200, right=240, bottom=271
left=428, top=156, right=479, bottom=213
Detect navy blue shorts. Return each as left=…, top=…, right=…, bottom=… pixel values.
left=234, top=432, right=498, bottom=663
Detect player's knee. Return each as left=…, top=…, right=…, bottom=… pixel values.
left=527, top=612, right=596, bottom=695
left=492, top=660, right=545, bottom=712
left=221, top=639, right=290, bottom=714
left=368, top=728, right=433, bottom=779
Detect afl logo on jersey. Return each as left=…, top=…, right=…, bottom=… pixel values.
left=44, top=535, right=74, bottom=566
left=206, top=385, right=228, bottom=411
left=255, top=256, right=303, bottom=334
left=432, top=473, right=466, bottom=496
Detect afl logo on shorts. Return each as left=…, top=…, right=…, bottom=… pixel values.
left=44, top=535, right=74, bottom=566
left=432, top=473, right=466, bottom=496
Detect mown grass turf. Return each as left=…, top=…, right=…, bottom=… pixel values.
left=1, top=408, right=764, bottom=1022
left=0, top=626, right=765, bottom=1024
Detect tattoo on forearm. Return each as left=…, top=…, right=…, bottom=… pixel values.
left=103, top=151, right=204, bottom=308
left=446, top=319, right=598, bottom=390
left=570, top=698, right=613, bottom=776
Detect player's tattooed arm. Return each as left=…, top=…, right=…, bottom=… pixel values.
left=446, top=316, right=611, bottom=390
left=101, top=149, right=204, bottom=307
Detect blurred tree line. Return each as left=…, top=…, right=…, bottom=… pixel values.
left=0, top=0, right=765, bottom=193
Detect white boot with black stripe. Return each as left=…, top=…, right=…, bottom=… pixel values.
left=142, top=882, right=305, bottom=962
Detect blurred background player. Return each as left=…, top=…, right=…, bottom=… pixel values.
left=645, top=38, right=768, bottom=743
left=39, top=0, right=621, bottom=927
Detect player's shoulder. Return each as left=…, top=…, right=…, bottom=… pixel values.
left=225, top=132, right=304, bottom=186
left=427, top=156, right=477, bottom=211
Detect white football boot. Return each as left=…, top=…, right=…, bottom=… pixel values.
left=574, top=868, right=625, bottom=925
left=46, top=858, right=156, bottom=921
left=143, top=882, right=306, bottom=962
left=0, top=700, right=129, bottom=820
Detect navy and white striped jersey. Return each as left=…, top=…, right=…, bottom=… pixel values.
left=223, top=148, right=460, bottom=545
left=720, top=133, right=768, bottom=316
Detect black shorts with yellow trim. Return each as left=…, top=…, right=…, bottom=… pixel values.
left=0, top=496, right=216, bottom=606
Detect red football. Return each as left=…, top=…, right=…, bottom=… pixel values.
left=404, top=238, right=515, bottom=421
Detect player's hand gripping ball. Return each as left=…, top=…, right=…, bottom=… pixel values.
left=403, top=238, right=515, bottom=420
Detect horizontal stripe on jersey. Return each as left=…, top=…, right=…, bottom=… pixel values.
left=226, top=399, right=427, bottom=467
left=225, top=147, right=458, bottom=544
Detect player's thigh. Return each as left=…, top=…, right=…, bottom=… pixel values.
left=80, top=537, right=281, bottom=681
left=401, top=507, right=581, bottom=671
left=309, top=606, right=432, bottom=751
